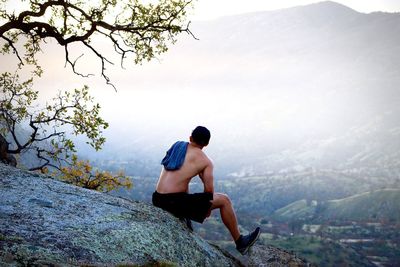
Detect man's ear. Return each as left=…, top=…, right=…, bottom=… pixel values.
left=189, top=136, right=193, bottom=142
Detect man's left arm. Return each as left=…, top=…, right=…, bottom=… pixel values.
left=199, top=162, right=214, bottom=194
left=199, top=162, right=214, bottom=218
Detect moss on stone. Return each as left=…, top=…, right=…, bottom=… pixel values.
left=0, top=163, right=307, bottom=266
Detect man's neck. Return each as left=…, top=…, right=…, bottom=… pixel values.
left=189, top=142, right=203, bottom=150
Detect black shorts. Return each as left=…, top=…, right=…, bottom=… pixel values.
left=152, top=191, right=213, bottom=223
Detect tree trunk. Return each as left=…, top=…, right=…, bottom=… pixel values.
left=0, top=134, right=17, bottom=167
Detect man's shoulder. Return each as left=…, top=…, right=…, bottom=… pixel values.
left=200, top=151, right=213, bottom=167
left=187, top=147, right=212, bottom=164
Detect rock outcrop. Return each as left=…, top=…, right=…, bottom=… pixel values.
left=0, top=163, right=309, bottom=266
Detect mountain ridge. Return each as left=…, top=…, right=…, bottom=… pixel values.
left=208, top=1, right=360, bottom=22
left=73, top=0, right=400, bottom=181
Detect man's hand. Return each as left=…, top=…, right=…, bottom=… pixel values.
left=206, top=209, right=212, bottom=218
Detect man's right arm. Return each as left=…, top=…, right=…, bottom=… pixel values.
left=200, top=161, right=214, bottom=194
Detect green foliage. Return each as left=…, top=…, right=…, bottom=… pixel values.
left=0, top=71, right=108, bottom=169
left=0, top=70, right=132, bottom=192
left=0, top=0, right=193, bottom=191
left=0, top=0, right=193, bottom=85
left=0, top=0, right=193, bottom=192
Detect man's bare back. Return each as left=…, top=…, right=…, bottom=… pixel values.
left=156, top=142, right=214, bottom=194
left=152, top=126, right=260, bottom=255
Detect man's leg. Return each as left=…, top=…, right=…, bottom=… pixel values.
left=210, top=193, right=241, bottom=241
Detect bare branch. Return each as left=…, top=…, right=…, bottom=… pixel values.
left=82, top=40, right=116, bottom=91
left=185, top=21, right=198, bottom=40
left=64, top=44, right=93, bottom=78
left=28, top=148, right=61, bottom=172
left=0, top=35, right=23, bottom=63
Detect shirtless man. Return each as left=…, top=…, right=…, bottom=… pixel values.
left=153, top=126, right=260, bottom=255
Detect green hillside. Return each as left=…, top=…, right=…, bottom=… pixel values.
left=272, top=199, right=316, bottom=222
left=273, top=188, right=400, bottom=222
left=323, top=188, right=400, bottom=222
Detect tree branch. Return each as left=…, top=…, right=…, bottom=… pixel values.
left=82, top=40, right=116, bottom=90
left=0, top=35, right=23, bottom=63
left=28, top=148, right=61, bottom=172
left=64, top=44, right=93, bottom=78
left=0, top=0, right=193, bottom=86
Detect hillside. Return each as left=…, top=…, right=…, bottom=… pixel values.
left=0, top=163, right=310, bottom=266
left=77, top=0, right=400, bottom=184
left=322, top=189, right=400, bottom=222
left=273, top=188, right=400, bottom=222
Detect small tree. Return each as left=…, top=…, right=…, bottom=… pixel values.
left=0, top=71, right=132, bottom=191
left=0, top=0, right=193, bottom=191
left=0, top=71, right=107, bottom=170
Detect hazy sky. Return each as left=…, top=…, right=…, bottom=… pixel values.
left=3, top=0, right=400, bottom=169
left=191, top=0, right=400, bottom=20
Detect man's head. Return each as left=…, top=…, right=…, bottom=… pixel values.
left=190, top=126, right=211, bottom=147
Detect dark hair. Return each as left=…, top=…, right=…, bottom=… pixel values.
left=191, top=126, right=211, bottom=146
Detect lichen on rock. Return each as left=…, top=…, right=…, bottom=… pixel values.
left=0, top=163, right=310, bottom=266
left=0, top=163, right=238, bottom=266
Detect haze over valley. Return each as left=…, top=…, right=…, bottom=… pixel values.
left=68, top=1, right=400, bottom=183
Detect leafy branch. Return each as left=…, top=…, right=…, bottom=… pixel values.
left=0, top=71, right=108, bottom=171
left=0, top=0, right=194, bottom=88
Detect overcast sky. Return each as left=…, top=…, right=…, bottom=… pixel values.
left=191, top=0, right=400, bottom=20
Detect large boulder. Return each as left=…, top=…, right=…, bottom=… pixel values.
left=0, top=163, right=238, bottom=266
left=0, top=163, right=309, bottom=266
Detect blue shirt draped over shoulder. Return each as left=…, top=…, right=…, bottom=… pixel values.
left=161, top=141, right=189, bottom=171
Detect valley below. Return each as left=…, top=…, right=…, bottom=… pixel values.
left=107, top=166, right=400, bottom=266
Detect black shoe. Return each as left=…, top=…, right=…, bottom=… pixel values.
left=235, top=227, right=261, bottom=255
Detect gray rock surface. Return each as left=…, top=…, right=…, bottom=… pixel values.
left=0, top=163, right=310, bottom=266
left=247, top=245, right=313, bottom=267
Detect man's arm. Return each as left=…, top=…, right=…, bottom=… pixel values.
left=200, top=162, right=214, bottom=194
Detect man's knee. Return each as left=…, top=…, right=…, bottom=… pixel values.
left=215, top=193, right=232, bottom=206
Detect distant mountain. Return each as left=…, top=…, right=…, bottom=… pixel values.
left=87, top=1, right=400, bottom=179
left=171, top=0, right=400, bottom=89
left=73, top=3, right=400, bottom=223
left=185, top=0, right=400, bottom=176
left=272, top=188, right=400, bottom=222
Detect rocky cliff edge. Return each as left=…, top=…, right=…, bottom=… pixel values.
left=0, top=163, right=309, bottom=266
